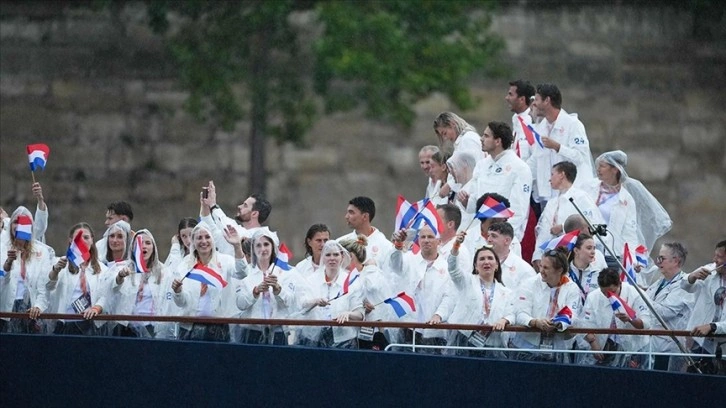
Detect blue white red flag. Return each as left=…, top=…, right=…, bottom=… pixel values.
left=635, top=245, right=648, bottom=267
left=518, top=116, right=535, bottom=146
left=342, top=269, right=360, bottom=295
left=274, top=242, right=293, bottom=271
left=475, top=196, right=515, bottom=220
left=539, top=229, right=580, bottom=252
left=607, top=291, right=637, bottom=320
left=526, top=125, right=545, bottom=148
left=185, top=263, right=228, bottom=289
left=411, top=198, right=444, bottom=238
left=14, top=215, right=33, bottom=241
left=552, top=305, right=573, bottom=331
left=621, top=243, right=636, bottom=283
left=66, top=229, right=91, bottom=268
left=133, top=235, right=149, bottom=273
left=26, top=143, right=50, bottom=171
left=384, top=292, right=416, bottom=318
left=394, top=195, right=418, bottom=231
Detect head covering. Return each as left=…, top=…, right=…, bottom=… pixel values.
left=251, top=226, right=279, bottom=268
left=446, top=151, right=477, bottom=185
left=10, top=206, right=33, bottom=241
left=105, top=220, right=133, bottom=261
left=131, top=229, right=161, bottom=273
left=598, top=150, right=672, bottom=256
left=321, top=240, right=352, bottom=272
left=188, top=222, right=217, bottom=265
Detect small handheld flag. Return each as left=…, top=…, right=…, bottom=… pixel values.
left=475, top=196, right=515, bottom=220
left=14, top=215, right=33, bottom=241
left=384, top=292, right=416, bottom=318
left=635, top=245, right=648, bottom=267
left=26, top=144, right=50, bottom=172
left=133, top=235, right=149, bottom=273
left=526, top=125, right=545, bottom=148
left=66, top=229, right=91, bottom=268
left=621, top=243, right=636, bottom=283
left=552, top=306, right=573, bottom=332
left=539, top=229, right=580, bottom=252
left=185, top=263, right=228, bottom=289
left=517, top=116, right=535, bottom=146
left=274, top=242, right=293, bottom=271
left=607, top=291, right=637, bottom=320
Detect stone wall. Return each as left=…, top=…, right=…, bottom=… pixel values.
left=1, top=2, right=724, bottom=270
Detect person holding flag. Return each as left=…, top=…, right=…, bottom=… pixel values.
left=505, top=79, right=536, bottom=161
left=577, top=268, right=650, bottom=367
left=47, top=223, right=110, bottom=336
left=108, top=229, right=172, bottom=338
left=170, top=222, right=249, bottom=342
left=297, top=240, right=364, bottom=349
left=340, top=234, right=393, bottom=350
left=567, top=233, right=608, bottom=303
left=388, top=225, right=455, bottom=353
left=444, top=232, right=516, bottom=358
left=462, top=193, right=521, bottom=258
left=512, top=247, right=582, bottom=362
left=446, top=150, right=479, bottom=234
left=236, top=228, right=307, bottom=345
left=0, top=207, right=53, bottom=333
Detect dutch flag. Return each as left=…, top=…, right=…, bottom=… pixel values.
left=384, top=292, right=416, bottom=318
left=26, top=143, right=50, bottom=172
left=66, top=229, right=91, bottom=268
left=185, top=263, right=228, bottom=289
left=14, top=215, right=33, bottom=241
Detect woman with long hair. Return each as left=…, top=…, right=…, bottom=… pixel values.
left=47, top=222, right=110, bottom=336
left=568, top=233, right=606, bottom=305
left=164, top=217, right=198, bottom=272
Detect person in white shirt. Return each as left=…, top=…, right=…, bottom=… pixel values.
left=505, top=79, right=536, bottom=161
left=420, top=144, right=439, bottom=198
left=527, top=83, right=594, bottom=207
left=578, top=268, right=650, bottom=368
left=95, top=201, right=134, bottom=262
left=645, top=242, right=694, bottom=371
left=683, top=240, right=726, bottom=374
left=436, top=204, right=472, bottom=274
left=297, top=240, right=364, bottom=349
left=427, top=150, right=451, bottom=206
left=445, top=233, right=516, bottom=358
left=487, top=222, right=535, bottom=292
left=337, top=196, right=393, bottom=265
left=164, top=217, right=199, bottom=274
left=512, top=247, right=582, bottom=363
left=462, top=193, right=522, bottom=258
left=463, top=121, right=532, bottom=241
left=533, top=161, right=603, bottom=268
left=389, top=225, right=455, bottom=354
left=447, top=151, right=478, bottom=232
left=568, top=233, right=607, bottom=305
left=296, top=224, right=331, bottom=278
left=433, top=111, right=484, bottom=194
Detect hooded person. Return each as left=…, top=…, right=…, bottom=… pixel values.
left=170, top=222, right=248, bottom=342
left=108, top=229, right=173, bottom=338
left=447, top=150, right=479, bottom=234
left=236, top=227, right=308, bottom=345
left=297, top=240, right=365, bottom=349
left=0, top=206, right=54, bottom=333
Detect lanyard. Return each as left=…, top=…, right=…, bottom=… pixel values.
left=481, top=282, right=496, bottom=317
left=654, top=273, right=680, bottom=298
left=546, top=286, right=561, bottom=318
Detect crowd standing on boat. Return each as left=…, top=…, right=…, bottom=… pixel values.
left=1, top=81, right=724, bottom=375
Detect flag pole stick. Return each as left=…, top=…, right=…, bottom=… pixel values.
left=568, top=197, right=701, bottom=373
left=30, top=170, right=36, bottom=184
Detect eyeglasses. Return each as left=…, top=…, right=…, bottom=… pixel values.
left=715, top=287, right=726, bottom=307
left=656, top=255, right=676, bottom=263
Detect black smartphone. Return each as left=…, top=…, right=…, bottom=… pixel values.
left=202, top=187, right=209, bottom=199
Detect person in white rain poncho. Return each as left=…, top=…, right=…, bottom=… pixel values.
left=0, top=206, right=54, bottom=333
left=164, top=217, right=198, bottom=274
left=170, top=222, right=248, bottom=342
left=297, top=240, right=364, bottom=349
left=236, top=227, right=308, bottom=345
left=295, top=224, right=330, bottom=278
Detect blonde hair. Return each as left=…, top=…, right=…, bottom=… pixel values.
left=340, top=234, right=367, bottom=263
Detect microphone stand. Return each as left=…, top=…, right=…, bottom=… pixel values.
left=568, top=197, right=701, bottom=373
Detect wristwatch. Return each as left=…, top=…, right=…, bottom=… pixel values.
left=210, top=204, right=220, bottom=211
left=710, top=322, right=717, bottom=334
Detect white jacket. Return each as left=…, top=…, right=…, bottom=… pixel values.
left=645, top=271, right=694, bottom=352
left=444, top=254, right=516, bottom=347
left=582, top=179, right=640, bottom=256
left=511, top=109, right=534, bottom=161
left=388, top=249, right=455, bottom=339
left=236, top=264, right=306, bottom=323
left=527, top=110, right=594, bottom=201
left=360, top=264, right=394, bottom=322
left=199, top=207, right=253, bottom=256
left=300, top=269, right=364, bottom=344
left=0, top=240, right=53, bottom=316
left=513, top=274, right=582, bottom=349
left=338, top=228, right=394, bottom=265
left=46, top=261, right=111, bottom=328
left=109, top=261, right=171, bottom=326
left=500, top=252, right=536, bottom=292
left=468, top=150, right=533, bottom=240
left=681, top=267, right=726, bottom=352
left=578, top=283, right=651, bottom=352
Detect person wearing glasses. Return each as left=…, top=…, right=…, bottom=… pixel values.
left=512, top=247, right=582, bottom=362
left=645, top=242, right=695, bottom=371
left=682, top=240, right=726, bottom=374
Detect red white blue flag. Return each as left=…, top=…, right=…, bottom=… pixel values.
left=607, top=291, right=637, bottom=320
left=14, top=215, right=33, bottom=241
left=26, top=143, right=50, bottom=171
left=621, top=243, right=637, bottom=283
left=384, top=292, right=416, bottom=318
left=133, top=235, right=149, bottom=273
left=475, top=196, right=514, bottom=220
left=635, top=245, right=648, bottom=267
left=66, top=229, right=91, bottom=268
left=539, top=229, right=580, bottom=252
left=186, top=263, right=228, bottom=289
left=526, top=125, right=545, bottom=148
left=274, top=242, right=293, bottom=271
left=552, top=305, right=573, bottom=331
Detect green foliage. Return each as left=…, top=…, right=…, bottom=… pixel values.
left=314, top=0, right=504, bottom=127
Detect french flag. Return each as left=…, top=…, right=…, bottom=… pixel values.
left=412, top=198, right=444, bottom=238
left=606, top=291, right=637, bottom=320
left=14, top=215, right=33, bottom=241
left=517, top=116, right=535, bottom=146
left=526, top=125, right=545, bottom=148
left=342, top=269, right=360, bottom=295
left=384, top=292, right=416, bottom=318
left=66, top=229, right=91, bottom=268
left=475, top=196, right=515, bottom=220
left=539, top=229, right=580, bottom=252
left=133, top=235, right=149, bottom=273
left=621, top=243, right=636, bottom=283
left=26, top=143, right=50, bottom=172
left=394, top=195, right=419, bottom=231
left=185, top=263, right=228, bottom=289
left=274, top=242, right=293, bottom=271
left=635, top=245, right=648, bottom=267
left=552, top=305, right=573, bottom=331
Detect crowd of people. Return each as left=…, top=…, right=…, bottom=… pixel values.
left=1, top=81, right=724, bottom=375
